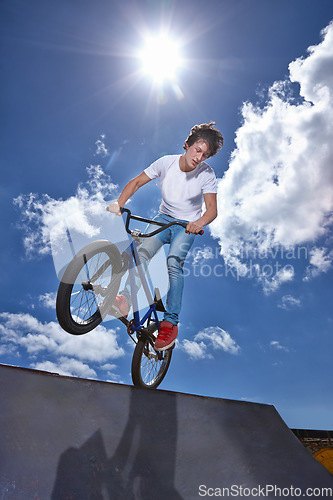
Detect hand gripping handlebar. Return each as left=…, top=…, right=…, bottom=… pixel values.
left=106, top=206, right=204, bottom=237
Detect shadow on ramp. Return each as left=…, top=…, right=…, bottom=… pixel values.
left=0, top=364, right=332, bottom=499
left=51, top=387, right=182, bottom=499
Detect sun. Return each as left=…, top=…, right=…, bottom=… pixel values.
left=140, top=35, right=182, bottom=84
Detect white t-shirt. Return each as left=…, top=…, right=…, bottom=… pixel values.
left=144, top=154, right=217, bottom=222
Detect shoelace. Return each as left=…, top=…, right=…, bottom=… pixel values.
left=157, top=326, right=173, bottom=340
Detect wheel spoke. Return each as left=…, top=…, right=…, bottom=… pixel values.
left=139, top=342, right=170, bottom=387
left=56, top=242, right=122, bottom=335
left=69, top=251, right=113, bottom=325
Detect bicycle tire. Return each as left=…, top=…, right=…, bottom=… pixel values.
left=131, top=338, right=172, bottom=389
left=56, top=240, right=122, bottom=335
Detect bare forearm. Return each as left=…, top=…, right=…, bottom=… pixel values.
left=196, top=205, right=218, bottom=227
left=185, top=207, right=217, bottom=235
left=117, top=172, right=151, bottom=207
left=185, top=193, right=218, bottom=235
left=117, top=178, right=139, bottom=207
left=108, top=172, right=151, bottom=214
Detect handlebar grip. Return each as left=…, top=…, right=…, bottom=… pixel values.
left=106, top=205, right=125, bottom=214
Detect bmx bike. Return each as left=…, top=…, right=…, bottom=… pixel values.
left=56, top=208, right=202, bottom=389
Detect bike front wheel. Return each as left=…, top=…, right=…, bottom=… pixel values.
left=56, top=240, right=122, bottom=335
left=131, top=338, right=172, bottom=389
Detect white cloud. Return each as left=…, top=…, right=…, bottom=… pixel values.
left=259, top=265, right=295, bottom=295
left=191, top=246, right=214, bottom=265
left=39, top=292, right=57, bottom=309
left=14, top=164, right=119, bottom=257
left=181, top=339, right=212, bottom=360
left=57, top=327, right=125, bottom=362
left=210, top=22, right=333, bottom=291
left=196, top=327, right=240, bottom=354
left=270, top=340, right=289, bottom=353
left=0, top=343, right=18, bottom=357
left=100, top=362, right=118, bottom=371
left=278, top=294, right=302, bottom=310
left=0, top=312, right=125, bottom=376
left=180, top=326, right=240, bottom=359
left=95, top=135, right=109, bottom=157
left=32, top=357, right=98, bottom=379
left=304, top=246, right=333, bottom=280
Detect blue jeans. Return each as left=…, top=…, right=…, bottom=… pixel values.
left=121, top=213, right=195, bottom=326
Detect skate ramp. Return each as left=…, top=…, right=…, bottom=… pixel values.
left=0, top=363, right=332, bottom=499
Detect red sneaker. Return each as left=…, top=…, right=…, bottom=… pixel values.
left=155, top=321, right=178, bottom=351
left=112, top=295, right=130, bottom=318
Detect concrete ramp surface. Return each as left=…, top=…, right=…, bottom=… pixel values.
left=0, top=364, right=332, bottom=499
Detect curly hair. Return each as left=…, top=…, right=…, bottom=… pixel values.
left=183, top=122, right=223, bottom=157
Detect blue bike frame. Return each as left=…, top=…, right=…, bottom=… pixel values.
left=110, top=207, right=203, bottom=341
left=126, top=236, right=160, bottom=334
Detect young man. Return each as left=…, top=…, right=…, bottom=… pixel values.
left=109, top=122, right=223, bottom=351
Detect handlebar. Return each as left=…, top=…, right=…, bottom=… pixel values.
left=106, top=207, right=204, bottom=237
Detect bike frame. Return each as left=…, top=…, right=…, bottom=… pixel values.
left=114, top=209, right=171, bottom=347
left=130, top=241, right=159, bottom=328
left=109, top=208, right=203, bottom=349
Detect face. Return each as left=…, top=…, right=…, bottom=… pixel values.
left=184, top=139, right=210, bottom=170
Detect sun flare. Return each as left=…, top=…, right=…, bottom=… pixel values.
left=140, top=35, right=182, bottom=83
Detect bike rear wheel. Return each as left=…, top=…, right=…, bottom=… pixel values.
left=131, top=338, right=172, bottom=389
left=56, top=240, right=122, bottom=335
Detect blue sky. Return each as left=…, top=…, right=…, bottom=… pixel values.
left=1, top=0, right=333, bottom=430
